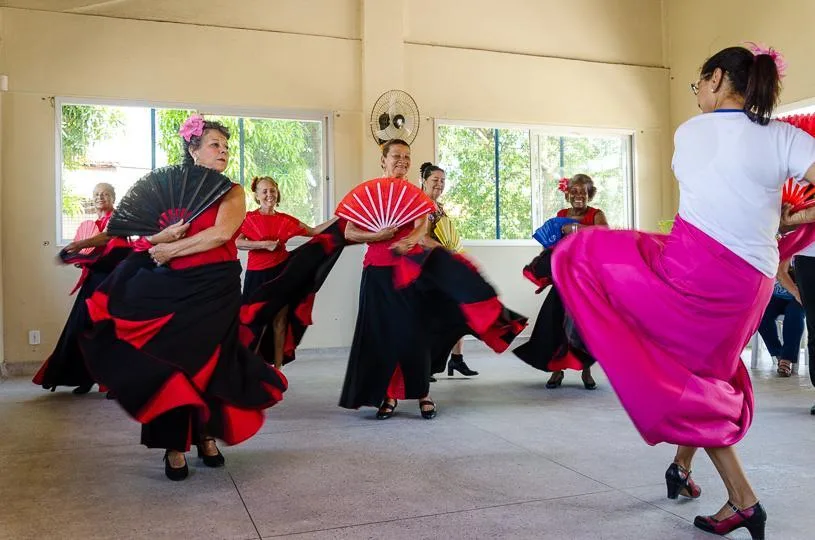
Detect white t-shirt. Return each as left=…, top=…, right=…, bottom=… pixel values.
left=673, top=111, right=815, bottom=276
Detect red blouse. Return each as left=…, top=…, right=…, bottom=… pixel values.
left=363, top=225, right=414, bottom=267
left=241, top=210, right=306, bottom=271
left=557, top=206, right=600, bottom=226
left=169, top=185, right=241, bottom=270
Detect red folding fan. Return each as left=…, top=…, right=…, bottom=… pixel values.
left=242, top=213, right=305, bottom=243
left=335, top=177, right=436, bottom=232
left=73, top=220, right=101, bottom=255
left=778, top=114, right=815, bottom=212
left=778, top=113, right=815, bottom=137
left=782, top=178, right=815, bottom=212
left=58, top=219, right=102, bottom=264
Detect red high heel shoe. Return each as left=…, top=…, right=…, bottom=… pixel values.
left=665, top=463, right=701, bottom=499
left=693, top=501, right=766, bottom=539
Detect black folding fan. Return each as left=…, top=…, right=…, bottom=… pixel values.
left=106, top=165, right=233, bottom=237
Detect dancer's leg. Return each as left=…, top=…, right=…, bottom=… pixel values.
left=704, top=446, right=758, bottom=519
left=272, top=306, right=289, bottom=369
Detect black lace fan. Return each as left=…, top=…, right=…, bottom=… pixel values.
left=107, top=165, right=233, bottom=237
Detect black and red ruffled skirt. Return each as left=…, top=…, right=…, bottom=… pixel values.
left=81, top=252, right=287, bottom=446
left=339, top=246, right=527, bottom=409
left=513, top=249, right=594, bottom=372
left=33, top=240, right=132, bottom=391
left=239, top=221, right=347, bottom=366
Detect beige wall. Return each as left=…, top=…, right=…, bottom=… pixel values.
left=1, top=1, right=672, bottom=367
left=667, top=0, right=815, bottom=131
left=406, top=0, right=667, bottom=67
left=665, top=0, right=815, bottom=210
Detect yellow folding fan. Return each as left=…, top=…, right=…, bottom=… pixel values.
left=434, top=215, right=464, bottom=253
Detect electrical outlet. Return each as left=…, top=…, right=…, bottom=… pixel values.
left=28, top=330, right=41, bottom=345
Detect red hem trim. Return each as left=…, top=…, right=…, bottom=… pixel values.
left=134, top=371, right=208, bottom=424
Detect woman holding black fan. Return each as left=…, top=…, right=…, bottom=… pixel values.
left=82, top=115, right=287, bottom=481
left=33, top=183, right=131, bottom=394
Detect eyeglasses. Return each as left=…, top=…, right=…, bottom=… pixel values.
left=690, top=82, right=700, bottom=95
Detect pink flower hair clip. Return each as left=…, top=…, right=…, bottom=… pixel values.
left=179, top=114, right=205, bottom=142
left=557, top=177, right=570, bottom=193
left=744, top=42, right=787, bottom=79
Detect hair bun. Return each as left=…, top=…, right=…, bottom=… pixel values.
left=420, top=162, right=433, bottom=176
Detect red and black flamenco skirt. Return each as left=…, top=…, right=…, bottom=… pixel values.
left=242, top=265, right=287, bottom=304
left=339, top=265, right=430, bottom=408
left=240, top=221, right=347, bottom=366
left=339, top=247, right=527, bottom=408
left=512, top=249, right=595, bottom=372
left=415, top=249, right=529, bottom=375
left=33, top=241, right=132, bottom=391
left=80, top=252, right=287, bottom=449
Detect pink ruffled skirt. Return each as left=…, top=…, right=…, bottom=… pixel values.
left=552, top=215, right=774, bottom=447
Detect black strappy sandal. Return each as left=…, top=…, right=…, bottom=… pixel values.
left=419, top=399, right=437, bottom=420
left=376, top=399, right=397, bottom=420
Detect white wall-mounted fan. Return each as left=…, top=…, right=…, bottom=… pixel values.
left=370, top=89, right=420, bottom=145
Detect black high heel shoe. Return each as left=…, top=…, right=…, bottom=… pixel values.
left=665, top=462, right=701, bottom=499
left=581, top=369, right=597, bottom=390
left=72, top=384, right=93, bottom=395
left=419, top=399, right=437, bottom=419
left=545, top=370, right=564, bottom=389
left=447, top=355, right=478, bottom=376
left=197, top=438, right=225, bottom=468
left=163, top=450, right=189, bottom=481
left=693, top=501, right=766, bottom=539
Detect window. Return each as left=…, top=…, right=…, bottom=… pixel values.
left=436, top=121, right=634, bottom=241
left=57, top=100, right=329, bottom=244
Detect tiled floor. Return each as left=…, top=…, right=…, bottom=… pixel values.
left=2, top=345, right=813, bottom=539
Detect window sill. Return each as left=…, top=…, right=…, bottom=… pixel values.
left=462, top=239, right=540, bottom=247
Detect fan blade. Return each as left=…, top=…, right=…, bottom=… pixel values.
left=337, top=205, right=378, bottom=231
left=351, top=191, right=380, bottom=228
left=364, top=185, right=384, bottom=230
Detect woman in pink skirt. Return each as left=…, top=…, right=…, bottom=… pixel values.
left=551, top=45, right=815, bottom=538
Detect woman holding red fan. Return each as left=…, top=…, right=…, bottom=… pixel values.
left=237, top=176, right=334, bottom=368
left=82, top=115, right=287, bottom=481
left=513, top=174, right=606, bottom=390
left=533, top=45, right=815, bottom=537
left=33, top=183, right=131, bottom=394
left=338, top=140, right=527, bottom=420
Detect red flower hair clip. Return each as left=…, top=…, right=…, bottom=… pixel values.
left=557, top=177, right=570, bottom=193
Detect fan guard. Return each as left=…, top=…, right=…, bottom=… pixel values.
left=370, top=89, right=420, bottom=146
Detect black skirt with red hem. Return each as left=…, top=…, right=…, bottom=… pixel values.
left=33, top=271, right=109, bottom=390
left=33, top=241, right=132, bottom=391
left=513, top=249, right=595, bottom=372
left=239, top=221, right=347, bottom=366
left=242, top=264, right=288, bottom=304
left=340, top=246, right=528, bottom=408
left=81, top=252, right=287, bottom=448
left=340, top=265, right=429, bottom=408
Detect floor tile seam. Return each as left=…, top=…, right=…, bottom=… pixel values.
left=229, top=471, right=263, bottom=540
left=257, top=488, right=618, bottom=538
left=621, top=489, right=696, bottom=524
left=451, top=414, right=620, bottom=491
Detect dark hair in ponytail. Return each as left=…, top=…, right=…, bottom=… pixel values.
left=182, top=120, right=231, bottom=166
left=420, top=162, right=444, bottom=181
left=700, top=46, right=781, bottom=125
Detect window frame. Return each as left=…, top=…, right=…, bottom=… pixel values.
left=54, top=97, right=333, bottom=246
left=433, top=118, right=636, bottom=246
